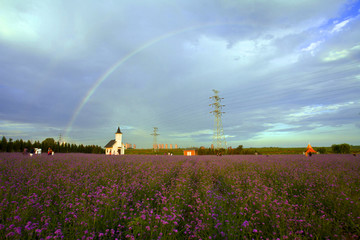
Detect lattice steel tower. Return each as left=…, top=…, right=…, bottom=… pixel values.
left=209, top=89, right=226, bottom=150
left=151, top=127, right=160, bottom=152
left=58, top=133, right=62, bottom=144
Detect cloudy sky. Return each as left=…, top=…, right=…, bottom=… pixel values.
left=1, top=0, right=359, bottom=148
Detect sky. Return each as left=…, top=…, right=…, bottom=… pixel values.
left=1, top=0, right=359, bottom=149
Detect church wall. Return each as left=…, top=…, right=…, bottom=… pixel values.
left=105, top=128, right=125, bottom=155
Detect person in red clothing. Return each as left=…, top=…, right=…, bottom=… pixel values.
left=48, top=147, right=52, bottom=155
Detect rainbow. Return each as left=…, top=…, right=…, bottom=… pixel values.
left=64, top=22, right=248, bottom=138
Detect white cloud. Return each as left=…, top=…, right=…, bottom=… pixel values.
left=323, top=49, right=349, bottom=61
left=301, top=40, right=323, bottom=55
left=287, top=102, right=355, bottom=120
left=322, top=43, right=360, bottom=62
left=330, top=19, right=351, bottom=33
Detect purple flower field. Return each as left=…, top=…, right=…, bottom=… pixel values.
left=0, top=153, right=359, bottom=239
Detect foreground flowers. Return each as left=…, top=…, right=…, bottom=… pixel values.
left=0, top=153, right=359, bottom=239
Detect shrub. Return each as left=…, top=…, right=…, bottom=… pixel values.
left=331, top=143, right=351, bottom=153
left=316, top=147, right=327, bottom=154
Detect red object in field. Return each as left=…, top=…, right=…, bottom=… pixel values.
left=305, top=144, right=317, bottom=155
left=183, top=149, right=197, bottom=156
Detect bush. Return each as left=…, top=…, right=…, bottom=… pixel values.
left=316, top=147, right=327, bottom=154
left=331, top=143, right=351, bottom=154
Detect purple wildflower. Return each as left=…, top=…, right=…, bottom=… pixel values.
left=242, top=220, right=249, bottom=228
left=15, top=227, right=21, bottom=235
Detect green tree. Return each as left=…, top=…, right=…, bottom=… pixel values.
left=231, top=145, right=243, bottom=154
left=13, top=139, right=21, bottom=152
left=242, top=148, right=256, bottom=155
left=42, top=138, right=57, bottom=152
left=65, top=143, right=70, bottom=153
left=33, top=140, right=41, bottom=148
left=19, top=139, right=24, bottom=151
left=7, top=138, right=14, bottom=152
left=331, top=144, right=339, bottom=153
left=198, top=147, right=208, bottom=155
left=339, top=143, right=351, bottom=153
left=0, top=136, right=7, bottom=152
left=332, top=143, right=351, bottom=153
left=316, top=147, right=327, bottom=154
left=25, top=140, right=32, bottom=149
left=78, top=144, right=85, bottom=153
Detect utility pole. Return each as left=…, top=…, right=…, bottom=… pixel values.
left=209, top=89, right=226, bottom=150
left=151, top=127, right=159, bottom=152
left=57, top=133, right=62, bottom=153
left=58, top=133, right=62, bottom=144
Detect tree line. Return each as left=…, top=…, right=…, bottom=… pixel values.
left=198, top=144, right=353, bottom=155
left=198, top=145, right=257, bottom=155
left=0, top=136, right=105, bottom=154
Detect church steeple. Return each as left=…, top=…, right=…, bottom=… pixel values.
left=115, top=126, right=123, bottom=144
left=116, top=127, right=122, bottom=134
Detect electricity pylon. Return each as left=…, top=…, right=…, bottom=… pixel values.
left=151, top=127, right=159, bottom=152
left=209, top=89, right=226, bottom=150
left=58, top=133, right=62, bottom=144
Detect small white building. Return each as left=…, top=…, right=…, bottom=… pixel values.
left=105, top=127, right=125, bottom=155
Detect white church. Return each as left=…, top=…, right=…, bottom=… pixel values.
left=105, top=127, right=125, bottom=155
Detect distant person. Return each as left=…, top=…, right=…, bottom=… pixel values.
left=48, top=147, right=52, bottom=155
left=23, top=148, right=28, bottom=155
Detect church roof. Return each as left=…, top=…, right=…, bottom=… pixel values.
left=105, top=140, right=116, bottom=148
left=116, top=127, right=122, bottom=134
